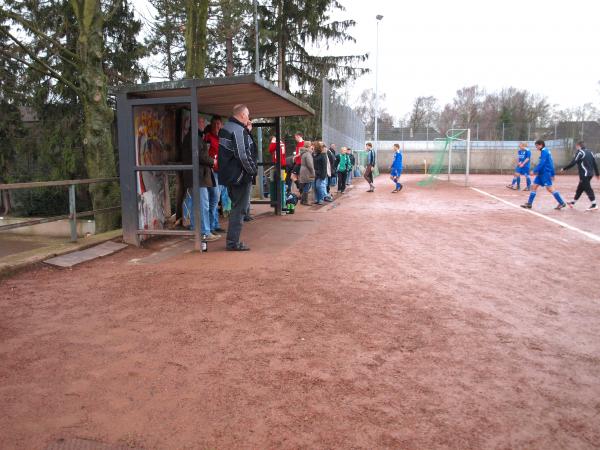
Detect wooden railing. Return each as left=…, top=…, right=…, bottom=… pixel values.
left=0, top=178, right=120, bottom=242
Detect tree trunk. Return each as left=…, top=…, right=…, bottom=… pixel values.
left=277, top=29, right=285, bottom=88
left=72, top=0, right=120, bottom=232
left=165, top=7, right=175, bottom=81
left=225, top=36, right=234, bottom=76
left=0, top=190, right=10, bottom=215
left=185, top=0, right=209, bottom=78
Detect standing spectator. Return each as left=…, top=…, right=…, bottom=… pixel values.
left=560, top=140, right=599, bottom=210
left=178, top=116, right=205, bottom=221
left=337, top=146, right=351, bottom=194
left=298, top=141, right=315, bottom=205
left=346, top=147, right=355, bottom=185
left=181, top=117, right=219, bottom=241
left=295, top=132, right=305, bottom=157
left=244, top=120, right=257, bottom=222
left=327, top=144, right=337, bottom=193
left=364, top=142, right=376, bottom=192
left=268, top=136, right=286, bottom=168
left=204, top=116, right=226, bottom=233
left=285, top=153, right=296, bottom=194
left=218, top=104, right=257, bottom=251
left=312, top=141, right=328, bottom=205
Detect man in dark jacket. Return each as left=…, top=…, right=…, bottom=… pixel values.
left=326, top=144, right=336, bottom=194
left=561, top=140, right=599, bottom=211
left=218, top=104, right=257, bottom=251
left=364, top=142, right=376, bottom=192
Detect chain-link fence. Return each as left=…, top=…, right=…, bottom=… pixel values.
left=322, top=79, right=365, bottom=152
left=370, top=121, right=600, bottom=174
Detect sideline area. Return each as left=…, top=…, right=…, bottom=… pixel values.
left=1, top=174, right=599, bottom=449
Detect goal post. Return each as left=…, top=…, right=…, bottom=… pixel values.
left=418, top=128, right=471, bottom=187
left=446, top=128, right=471, bottom=186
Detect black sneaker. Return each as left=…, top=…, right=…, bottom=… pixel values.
left=226, top=242, right=250, bottom=251
left=506, top=185, right=517, bottom=190
left=567, top=201, right=576, bottom=208
left=554, top=203, right=567, bottom=210
left=586, top=204, right=598, bottom=211
left=520, top=203, right=532, bottom=209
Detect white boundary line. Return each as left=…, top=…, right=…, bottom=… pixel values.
left=470, top=187, right=600, bottom=243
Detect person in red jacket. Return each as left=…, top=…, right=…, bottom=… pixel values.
left=204, top=116, right=226, bottom=232
left=268, top=136, right=286, bottom=167
left=294, top=132, right=304, bottom=157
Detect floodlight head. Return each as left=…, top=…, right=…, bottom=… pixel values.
left=376, top=14, right=384, bottom=20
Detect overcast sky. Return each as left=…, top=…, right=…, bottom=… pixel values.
left=327, top=0, right=600, bottom=120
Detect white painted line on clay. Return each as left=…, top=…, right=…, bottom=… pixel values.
left=470, top=187, right=600, bottom=243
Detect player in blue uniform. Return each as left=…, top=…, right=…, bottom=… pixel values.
left=521, top=140, right=567, bottom=210
left=390, top=143, right=403, bottom=193
left=506, top=142, right=531, bottom=191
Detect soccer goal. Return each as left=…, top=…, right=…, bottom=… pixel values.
left=417, top=128, right=471, bottom=187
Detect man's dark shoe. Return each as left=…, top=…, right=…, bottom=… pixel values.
left=213, top=227, right=226, bottom=232
left=243, top=216, right=255, bottom=222
left=520, top=203, right=532, bottom=209
left=226, top=242, right=250, bottom=251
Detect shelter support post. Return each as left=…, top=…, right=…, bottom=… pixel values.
left=117, top=93, right=140, bottom=246
left=69, top=184, right=77, bottom=242
left=191, top=89, right=203, bottom=252
left=275, top=117, right=282, bottom=215
left=257, top=128, right=264, bottom=198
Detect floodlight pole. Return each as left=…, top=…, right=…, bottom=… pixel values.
left=254, top=0, right=265, bottom=198
left=375, top=14, right=383, bottom=159
left=465, top=128, right=471, bottom=187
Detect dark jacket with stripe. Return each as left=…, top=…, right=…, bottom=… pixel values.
left=563, top=147, right=599, bottom=178
left=217, top=117, right=257, bottom=186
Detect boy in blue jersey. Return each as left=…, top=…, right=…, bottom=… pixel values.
left=521, top=140, right=567, bottom=210
left=506, top=142, right=532, bottom=191
left=390, top=143, right=403, bottom=193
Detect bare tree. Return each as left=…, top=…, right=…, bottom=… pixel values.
left=408, top=96, right=439, bottom=130
left=354, top=88, right=394, bottom=135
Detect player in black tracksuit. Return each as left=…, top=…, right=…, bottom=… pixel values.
left=560, top=141, right=599, bottom=211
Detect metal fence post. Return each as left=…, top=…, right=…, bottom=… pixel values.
left=69, top=184, right=77, bottom=242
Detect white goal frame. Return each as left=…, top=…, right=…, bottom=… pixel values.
left=445, top=128, right=471, bottom=186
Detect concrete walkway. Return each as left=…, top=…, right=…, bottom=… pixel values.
left=0, top=229, right=123, bottom=278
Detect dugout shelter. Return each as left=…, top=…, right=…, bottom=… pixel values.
left=114, top=74, right=314, bottom=251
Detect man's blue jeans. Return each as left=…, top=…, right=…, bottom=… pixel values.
left=199, top=187, right=219, bottom=235
left=314, top=177, right=327, bottom=202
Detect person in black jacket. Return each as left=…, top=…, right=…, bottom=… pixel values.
left=327, top=144, right=337, bottom=193
left=312, top=142, right=328, bottom=205
left=181, top=118, right=220, bottom=241
left=218, top=104, right=257, bottom=251
left=560, top=141, right=599, bottom=211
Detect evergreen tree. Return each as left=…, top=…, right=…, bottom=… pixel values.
left=0, top=0, right=147, bottom=230
left=256, top=0, right=368, bottom=91
left=145, top=0, right=186, bottom=80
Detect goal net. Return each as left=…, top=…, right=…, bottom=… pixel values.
left=417, top=128, right=471, bottom=187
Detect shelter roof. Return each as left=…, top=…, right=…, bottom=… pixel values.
left=113, top=74, right=314, bottom=118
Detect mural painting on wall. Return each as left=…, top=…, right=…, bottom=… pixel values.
left=134, top=106, right=176, bottom=231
